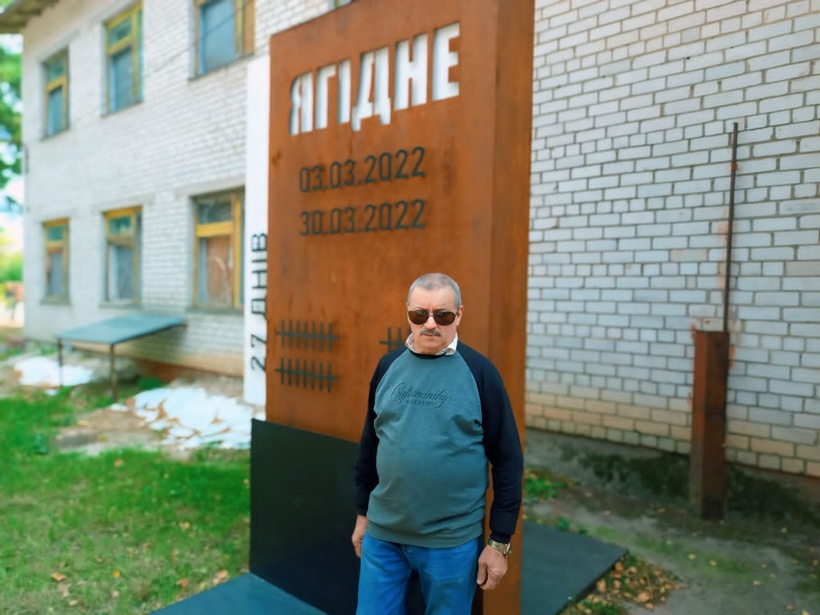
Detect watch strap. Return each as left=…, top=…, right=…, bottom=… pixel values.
left=486, top=538, right=512, bottom=557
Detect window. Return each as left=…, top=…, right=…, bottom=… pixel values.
left=105, top=4, right=142, bottom=113
left=44, top=51, right=69, bottom=136
left=104, top=207, right=141, bottom=303
left=44, top=219, right=69, bottom=301
left=193, top=190, right=243, bottom=308
left=194, top=0, right=254, bottom=75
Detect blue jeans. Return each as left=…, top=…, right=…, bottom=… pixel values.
left=357, top=533, right=481, bottom=615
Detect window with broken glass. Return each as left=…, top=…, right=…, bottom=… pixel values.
left=105, top=3, right=142, bottom=113
left=44, top=51, right=69, bottom=137
left=104, top=208, right=141, bottom=303
left=194, top=0, right=254, bottom=75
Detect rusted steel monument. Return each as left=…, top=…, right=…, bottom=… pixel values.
left=266, top=0, right=534, bottom=611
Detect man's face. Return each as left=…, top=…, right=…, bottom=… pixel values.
left=406, top=286, right=463, bottom=355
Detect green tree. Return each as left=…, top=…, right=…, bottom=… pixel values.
left=0, top=227, right=22, bottom=282
left=0, top=2, right=22, bottom=190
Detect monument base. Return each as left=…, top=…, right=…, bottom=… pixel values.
left=154, top=420, right=626, bottom=615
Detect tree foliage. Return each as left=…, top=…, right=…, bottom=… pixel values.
left=0, top=7, right=22, bottom=190
left=0, top=228, right=22, bottom=282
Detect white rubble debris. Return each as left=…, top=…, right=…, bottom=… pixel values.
left=12, top=355, right=263, bottom=450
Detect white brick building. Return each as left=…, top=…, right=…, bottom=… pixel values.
left=2, top=0, right=818, bottom=478
left=526, top=0, right=819, bottom=478
left=7, top=0, right=334, bottom=376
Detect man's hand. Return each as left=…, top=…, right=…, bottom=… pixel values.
left=351, top=515, right=368, bottom=558
left=476, top=545, right=508, bottom=590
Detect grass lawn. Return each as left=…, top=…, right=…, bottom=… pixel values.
left=0, top=388, right=250, bottom=614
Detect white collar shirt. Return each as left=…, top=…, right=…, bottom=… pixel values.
left=405, top=332, right=459, bottom=356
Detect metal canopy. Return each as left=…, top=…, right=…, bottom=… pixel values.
left=55, top=312, right=186, bottom=401
left=0, top=0, right=60, bottom=33
left=56, top=312, right=185, bottom=346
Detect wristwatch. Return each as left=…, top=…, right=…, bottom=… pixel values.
left=486, top=538, right=512, bottom=557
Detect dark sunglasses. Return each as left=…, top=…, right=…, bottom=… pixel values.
left=407, top=309, right=457, bottom=326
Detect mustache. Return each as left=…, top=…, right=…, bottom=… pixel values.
left=420, top=328, right=441, bottom=336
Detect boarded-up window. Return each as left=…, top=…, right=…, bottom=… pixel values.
left=44, top=219, right=69, bottom=300
left=193, top=190, right=243, bottom=308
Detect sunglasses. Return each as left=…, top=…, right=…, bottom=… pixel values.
left=407, top=309, right=457, bottom=326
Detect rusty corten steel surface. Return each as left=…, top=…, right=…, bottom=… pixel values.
left=690, top=330, right=729, bottom=520
left=266, top=0, right=534, bottom=611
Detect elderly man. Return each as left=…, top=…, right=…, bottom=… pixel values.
left=352, top=272, right=523, bottom=614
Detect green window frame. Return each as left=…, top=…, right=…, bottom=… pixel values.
left=193, top=190, right=244, bottom=309
left=44, top=219, right=69, bottom=301
left=194, top=0, right=254, bottom=76
left=43, top=51, right=69, bottom=136
left=104, top=207, right=141, bottom=304
left=105, top=3, right=142, bottom=113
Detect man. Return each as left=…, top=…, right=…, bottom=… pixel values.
left=352, top=272, right=523, bottom=614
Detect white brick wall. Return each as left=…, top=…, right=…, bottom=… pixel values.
left=21, top=0, right=330, bottom=375
left=528, top=0, right=820, bottom=477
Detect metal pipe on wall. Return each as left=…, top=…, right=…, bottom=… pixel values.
left=690, top=122, right=739, bottom=519
left=723, top=121, right=739, bottom=333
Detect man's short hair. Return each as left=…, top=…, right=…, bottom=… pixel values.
left=407, top=273, right=462, bottom=308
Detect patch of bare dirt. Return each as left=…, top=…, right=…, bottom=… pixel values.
left=54, top=406, right=169, bottom=457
